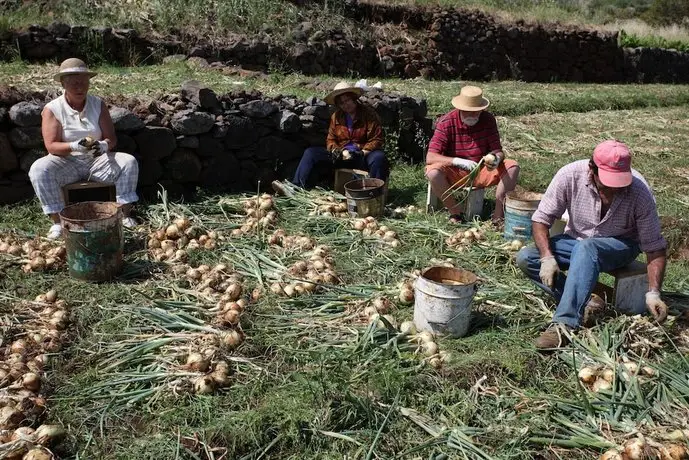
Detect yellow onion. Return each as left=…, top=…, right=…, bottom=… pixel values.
left=221, top=330, right=243, bottom=349
left=225, top=283, right=242, bottom=301
left=601, top=368, right=615, bottom=383
left=399, top=321, right=416, bottom=335
left=193, top=375, right=215, bottom=395
left=429, top=357, right=443, bottom=369
left=10, top=339, right=28, bottom=355
left=0, top=406, right=23, bottom=429
left=592, top=378, right=612, bottom=393
left=416, top=331, right=434, bottom=344
left=23, top=447, right=53, bottom=460
left=578, top=366, right=597, bottom=384
left=660, top=444, right=689, bottom=460
left=165, top=224, right=180, bottom=239
left=34, top=424, right=66, bottom=445
left=8, top=245, right=22, bottom=256
left=372, top=298, right=389, bottom=314
left=22, top=372, right=41, bottom=391
left=185, top=353, right=210, bottom=372
left=44, top=290, right=57, bottom=303
left=399, top=288, right=414, bottom=305
left=510, top=240, right=524, bottom=251
left=623, top=437, right=647, bottom=460
left=223, top=309, right=240, bottom=325
left=174, top=217, right=191, bottom=230
left=422, top=341, right=439, bottom=357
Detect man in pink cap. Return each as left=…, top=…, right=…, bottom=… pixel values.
left=516, top=140, right=668, bottom=349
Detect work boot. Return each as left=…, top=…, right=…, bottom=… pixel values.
left=535, top=323, right=572, bottom=350
left=271, top=180, right=294, bottom=197
left=582, top=293, right=606, bottom=328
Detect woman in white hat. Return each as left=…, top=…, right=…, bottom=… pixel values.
left=425, top=85, right=519, bottom=224
left=286, top=81, right=388, bottom=189
left=29, top=58, right=139, bottom=239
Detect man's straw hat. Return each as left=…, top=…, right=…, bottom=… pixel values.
left=451, top=86, right=490, bottom=111
left=324, top=81, right=363, bottom=105
left=53, top=58, right=97, bottom=82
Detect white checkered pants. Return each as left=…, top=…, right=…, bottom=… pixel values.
left=29, top=152, right=139, bottom=215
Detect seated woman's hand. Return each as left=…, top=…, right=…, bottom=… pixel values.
left=95, top=140, right=109, bottom=155
left=69, top=137, right=93, bottom=153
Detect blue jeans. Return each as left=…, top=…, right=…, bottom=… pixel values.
left=516, top=235, right=640, bottom=328
left=292, top=146, right=389, bottom=188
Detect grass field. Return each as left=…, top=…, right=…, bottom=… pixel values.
left=2, top=63, right=689, bottom=459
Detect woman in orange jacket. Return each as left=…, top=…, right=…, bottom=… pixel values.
left=290, top=81, right=389, bottom=187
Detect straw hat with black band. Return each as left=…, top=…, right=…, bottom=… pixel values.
left=53, top=58, right=97, bottom=82
left=451, top=85, right=490, bottom=111
left=324, top=81, right=363, bottom=105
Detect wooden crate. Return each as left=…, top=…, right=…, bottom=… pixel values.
left=63, top=181, right=116, bottom=206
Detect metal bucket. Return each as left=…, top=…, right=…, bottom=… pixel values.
left=503, top=191, right=542, bottom=241
left=345, top=178, right=385, bottom=218
left=413, top=266, right=478, bottom=338
left=59, top=201, right=124, bottom=282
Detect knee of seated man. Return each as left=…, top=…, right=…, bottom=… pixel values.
left=425, top=167, right=444, bottom=182
left=515, top=246, right=535, bottom=271
left=572, top=238, right=600, bottom=256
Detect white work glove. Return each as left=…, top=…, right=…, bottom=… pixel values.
left=342, top=149, right=352, bottom=160
left=451, top=157, right=478, bottom=171
left=95, top=140, right=109, bottom=155
left=539, top=255, right=560, bottom=289
left=483, top=153, right=502, bottom=171
left=69, top=138, right=90, bottom=153
left=645, top=290, right=668, bottom=323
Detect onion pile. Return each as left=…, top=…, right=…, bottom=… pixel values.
left=409, top=330, right=451, bottom=369
left=230, top=194, right=278, bottom=237
left=0, top=236, right=66, bottom=273
left=351, top=217, right=401, bottom=248
left=183, top=354, right=234, bottom=395
left=148, top=217, right=221, bottom=262
left=309, top=197, right=349, bottom=217
left=267, top=230, right=316, bottom=251
left=600, top=435, right=689, bottom=460
left=0, top=291, right=68, bottom=458
left=578, top=360, right=655, bottom=392
left=170, top=263, right=244, bottom=300
left=271, top=246, right=339, bottom=297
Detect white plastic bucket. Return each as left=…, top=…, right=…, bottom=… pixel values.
left=413, top=266, right=478, bottom=338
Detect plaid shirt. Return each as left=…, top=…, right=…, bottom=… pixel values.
left=326, top=104, right=384, bottom=153
left=428, top=110, right=502, bottom=162
left=532, top=160, right=666, bottom=253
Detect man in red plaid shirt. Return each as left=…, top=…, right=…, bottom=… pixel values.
left=516, top=140, right=669, bottom=349
left=426, top=86, right=520, bottom=224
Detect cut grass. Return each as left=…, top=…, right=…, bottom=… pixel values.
left=2, top=78, right=689, bottom=459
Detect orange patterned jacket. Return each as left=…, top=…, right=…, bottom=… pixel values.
left=326, top=103, right=384, bottom=153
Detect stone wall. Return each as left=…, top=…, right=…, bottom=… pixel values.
left=0, top=82, right=430, bottom=204
left=2, top=3, right=689, bottom=83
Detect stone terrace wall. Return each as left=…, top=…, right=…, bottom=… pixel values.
left=0, top=83, right=430, bottom=204
left=2, top=3, right=689, bottom=83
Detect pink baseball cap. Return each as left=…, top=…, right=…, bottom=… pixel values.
left=592, top=140, right=633, bottom=188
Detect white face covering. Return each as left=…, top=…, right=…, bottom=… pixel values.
left=460, top=112, right=480, bottom=126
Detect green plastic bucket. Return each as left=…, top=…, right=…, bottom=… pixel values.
left=59, top=201, right=124, bottom=282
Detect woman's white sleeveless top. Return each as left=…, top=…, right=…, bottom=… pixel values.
left=46, top=94, right=102, bottom=154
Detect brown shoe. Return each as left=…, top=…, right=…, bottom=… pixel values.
left=582, top=293, right=606, bottom=328
left=535, top=323, right=571, bottom=349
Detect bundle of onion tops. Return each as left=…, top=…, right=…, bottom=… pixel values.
left=578, top=357, right=656, bottom=393
left=308, top=196, right=349, bottom=217
left=270, top=246, right=339, bottom=297
left=267, top=230, right=316, bottom=251
left=230, top=194, right=278, bottom=237
left=0, top=236, right=66, bottom=273
left=351, top=217, right=401, bottom=247
left=169, top=263, right=244, bottom=300
left=147, top=216, right=220, bottom=263
left=181, top=353, right=234, bottom=395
